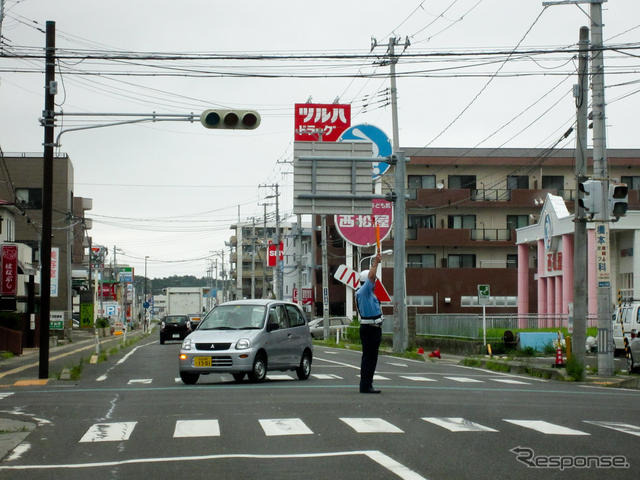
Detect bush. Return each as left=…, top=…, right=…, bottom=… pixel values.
left=345, top=319, right=361, bottom=344
left=518, top=346, right=536, bottom=357
left=96, top=318, right=110, bottom=329
left=566, top=356, right=585, bottom=381
left=543, top=341, right=557, bottom=355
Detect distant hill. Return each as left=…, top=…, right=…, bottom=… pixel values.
left=134, top=275, right=213, bottom=296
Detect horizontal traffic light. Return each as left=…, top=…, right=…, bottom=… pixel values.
left=200, top=109, right=261, bottom=130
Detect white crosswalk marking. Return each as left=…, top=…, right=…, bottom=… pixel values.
left=584, top=421, right=640, bottom=437
left=490, top=378, right=530, bottom=385
left=358, top=374, right=391, bottom=381
left=400, top=376, right=436, bottom=382
left=386, top=362, right=408, bottom=367
left=422, top=417, right=498, bottom=432
left=504, top=420, right=589, bottom=435
left=259, top=418, right=313, bottom=436
left=79, top=422, right=137, bottom=442
left=311, top=374, right=343, bottom=380
left=128, top=379, right=152, bottom=385
left=174, top=420, right=220, bottom=438
left=266, top=374, right=294, bottom=381
left=340, top=418, right=404, bottom=433
left=0, top=392, right=14, bottom=400
left=445, top=377, right=483, bottom=383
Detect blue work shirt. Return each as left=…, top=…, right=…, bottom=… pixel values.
left=356, top=278, right=382, bottom=319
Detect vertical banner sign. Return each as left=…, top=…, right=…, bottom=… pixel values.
left=294, top=103, right=351, bottom=142
left=1, top=245, right=18, bottom=296
left=267, top=242, right=283, bottom=267
left=596, top=223, right=611, bottom=287
left=50, top=247, right=59, bottom=297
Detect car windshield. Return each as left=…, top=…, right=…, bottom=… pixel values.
left=165, top=316, right=187, bottom=325
left=198, top=305, right=266, bottom=330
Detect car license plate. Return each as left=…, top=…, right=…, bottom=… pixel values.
left=193, top=357, right=212, bottom=367
left=172, top=334, right=180, bottom=338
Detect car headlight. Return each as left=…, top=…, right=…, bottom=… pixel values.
left=236, top=338, right=251, bottom=350
left=182, top=338, right=193, bottom=350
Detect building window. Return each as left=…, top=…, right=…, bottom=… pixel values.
left=448, top=175, right=476, bottom=189
left=408, top=215, right=435, bottom=229
left=507, top=175, right=529, bottom=189
left=448, top=254, right=476, bottom=268
left=542, top=175, right=564, bottom=192
left=506, top=215, right=529, bottom=230
left=448, top=215, right=475, bottom=229
left=621, top=176, right=640, bottom=190
left=407, top=254, right=436, bottom=268
left=506, top=254, right=518, bottom=269
left=408, top=175, right=436, bottom=189
left=15, top=188, right=43, bottom=209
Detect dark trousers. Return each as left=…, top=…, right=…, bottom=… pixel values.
left=359, top=324, right=382, bottom=390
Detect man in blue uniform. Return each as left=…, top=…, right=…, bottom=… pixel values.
left=355, top=252, right=383, bottom=394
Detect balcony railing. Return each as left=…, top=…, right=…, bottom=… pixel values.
left=471, top=228, right=512, bottom=241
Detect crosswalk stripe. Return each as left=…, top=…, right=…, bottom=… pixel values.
left=386, top=362, right=408, bottom=367
left=422, top=417, right=498, bottom=432
left=266, top=374, right=294, bottom=381
left=259, top=418, right=313, bottom=436
left=340, top=418, right=404, bottom=433
left=400, top=376, right=436, bottom=382
left=0, top=392, right=14, bottom=400
left=445, top=376, right=483, bottom=383
left=174, top=420, right=220, bottom=438
left=79, top=422, right=137, bottom=442
left=128, top=379, right=152, bottom=385
left=504, top=420, right=589, bottom=435
left=490, top=378, right=530, bottom=385
left=311, top=374, right=343, bottom=380
left=584, top=421, right=640, bottom=437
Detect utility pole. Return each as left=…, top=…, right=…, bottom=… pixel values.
left=39, top=21, right=55, bottom=379
left=572, top=26, right=590, bottom=371
left=590, top=0, right=614, bottom=376
left=372, top=35, right=409, bottom=352
left=297, top=214, right=303, bottom=308
left=321, top=215, right=330, bottom=338
left=260, top=184, right=282, bottom=299
left=262, top=203, right=268, bottom=298
left=251, top=217, right=256, bottom=299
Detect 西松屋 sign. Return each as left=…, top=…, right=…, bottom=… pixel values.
left=335, top=200, right=393, bottom=247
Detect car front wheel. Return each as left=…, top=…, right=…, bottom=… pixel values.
left=180, top=372, right=199, bottom=385
left=296, top=351, right=311, bottom=380
left=248, top=353, right=267, bottom=382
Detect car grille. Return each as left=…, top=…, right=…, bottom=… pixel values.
left=196, top=343, right=232, bottom=351
left=211, top=356, right=233, bottom=367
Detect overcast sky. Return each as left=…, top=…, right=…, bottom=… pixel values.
left=1, top=0, right=639, bottom=279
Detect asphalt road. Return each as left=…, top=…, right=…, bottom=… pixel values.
left=0, top=338, right=639, bottom=479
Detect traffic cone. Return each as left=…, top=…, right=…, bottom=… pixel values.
left=428, top=348, right=441, bottom=359
left=417, top=347, right=424, bottom=355
left=553, top=344, right=564, bottom=368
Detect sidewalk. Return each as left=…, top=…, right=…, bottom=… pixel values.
left=0, top=327, right=152, bottom=386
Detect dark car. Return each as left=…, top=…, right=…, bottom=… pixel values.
left=160, top=315, right=191, bottom=344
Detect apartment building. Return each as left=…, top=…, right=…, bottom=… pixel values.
left=312, top=147, right=640, bottom=316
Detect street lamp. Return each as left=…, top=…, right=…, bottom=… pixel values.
left=359, top=250, right=393, bottom=271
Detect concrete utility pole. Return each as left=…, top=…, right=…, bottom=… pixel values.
left=590, top=0, right=614, bottom=376
left=321, top=215, right=330, bottom=338
left=297, top=214, right=304, bottom=308
left=262, top=203, right=268, bottom=298
left=380, top=36, right=409, bottom=352
left=572, top=25, right=590, bottom=370
left=260, top=184, right=282, bottom=299
left=39, top=20, right=55, bottom=379
left=251, top=217, right=256, bottom=299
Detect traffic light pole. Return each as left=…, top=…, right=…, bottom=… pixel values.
left=590, top=1, right=614, bottom=377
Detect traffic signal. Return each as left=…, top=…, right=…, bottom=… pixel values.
left=608, top=182, right=628, bottom=220
left=200, top=109, right=260, bottom=130
left=577, top=179, right=602, bottom=219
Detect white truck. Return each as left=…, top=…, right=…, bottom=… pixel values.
left=164, top=287, right=207, bottom=321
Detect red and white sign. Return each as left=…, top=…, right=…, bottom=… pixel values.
left=1, top=245, right=18, bottom=296
left=99, top=283, right=117, bottom=300
left=292, top=288, right=314, bottom=305
left=294, top=103, right=351, bottom=142
left=267, top=241, right=284, bottom=267
left=334, top=264, right=392, bottom=303
left=335, top=200, right=393, bottom=247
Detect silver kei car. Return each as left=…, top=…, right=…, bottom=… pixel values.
left=178, top=299, right=313, bottom=385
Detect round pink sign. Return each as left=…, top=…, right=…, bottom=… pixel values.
left=334, top=200, right=393, bottom=247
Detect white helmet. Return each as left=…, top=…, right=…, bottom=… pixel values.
left=359, top=270, right=370, bottom=283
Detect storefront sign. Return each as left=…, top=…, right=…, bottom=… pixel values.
left=294, top=103, right=351, bottom=142
left=596, top=223, right=611, bottom=287
left=1, top=245, right=18, bottom=296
